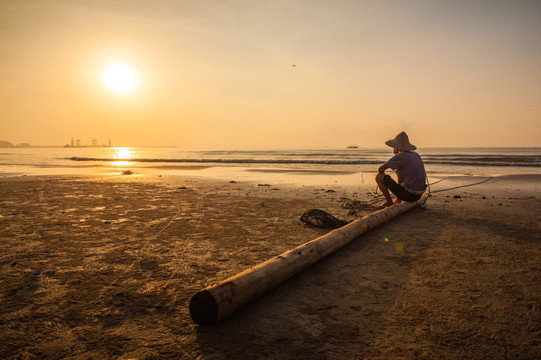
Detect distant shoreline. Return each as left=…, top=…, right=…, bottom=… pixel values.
left=0, top=145, right=179, bottom=149
left=1, top=143, right=540, bottom=150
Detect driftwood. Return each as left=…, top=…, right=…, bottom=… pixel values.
left=189, top=198, right=426, bottom=325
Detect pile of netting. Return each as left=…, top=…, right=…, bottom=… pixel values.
left=299, top=209, right=348, bottom=229
left=299, top=198, right=380, bottom=229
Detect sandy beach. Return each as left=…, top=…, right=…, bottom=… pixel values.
left=1, top=173, right=540, bottom=359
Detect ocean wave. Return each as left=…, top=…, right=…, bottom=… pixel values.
left=68, top=156, right=540, bottom=167
left=425, top=160, right=540, bottom=167
left=69, top=157, right=381, bottom=165
left=425, top=155, right=540, bottom=163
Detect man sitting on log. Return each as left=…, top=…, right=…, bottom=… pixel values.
left=375, top=131, right=427, bottom=209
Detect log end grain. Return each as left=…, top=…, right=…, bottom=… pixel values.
left=189, top=290, right=218, bottom=326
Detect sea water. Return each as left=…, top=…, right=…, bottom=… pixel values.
left=0, top=147, right=540, bottom=186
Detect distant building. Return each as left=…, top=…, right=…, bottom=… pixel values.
left=65, top=138, right=112, bottom=147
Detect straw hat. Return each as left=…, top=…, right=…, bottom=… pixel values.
left=385, top=131, right=416, bottom=151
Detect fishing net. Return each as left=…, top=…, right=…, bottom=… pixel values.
left=340, top=199, right=379, bottom=216
left=299, top=198, right=381, bottom=229
left=299, top=209, right=349, bottom=229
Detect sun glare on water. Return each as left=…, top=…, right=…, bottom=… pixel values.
left=103, top=63, right=137, bottom=93
left=112, top=147, right=134, bottom=166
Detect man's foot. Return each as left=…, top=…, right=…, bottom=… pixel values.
left=378, top=201, right=394, bottom=209
left=393, top=199, right=402, bottom=205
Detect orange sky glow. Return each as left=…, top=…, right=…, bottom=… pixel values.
left=1, top=0, right=540, bottom=148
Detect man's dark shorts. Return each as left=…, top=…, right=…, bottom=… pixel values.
left=382, top=175, right=423, bottom=202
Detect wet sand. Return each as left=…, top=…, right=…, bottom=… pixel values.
left=0, top=173, right=540, bottom=359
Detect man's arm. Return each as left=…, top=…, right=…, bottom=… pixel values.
left=378, top=164, right=390, bottom=174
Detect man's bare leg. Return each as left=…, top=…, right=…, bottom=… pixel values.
left=375, top=173, right=394, bottom=208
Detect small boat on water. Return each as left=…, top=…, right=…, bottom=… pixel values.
left=347, top=145, right=358, bottom=149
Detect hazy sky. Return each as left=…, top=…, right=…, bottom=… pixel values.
left=1, top=0, right=540, bottom=148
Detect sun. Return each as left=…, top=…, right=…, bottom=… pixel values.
left=103, top=63, right=137, bottom=93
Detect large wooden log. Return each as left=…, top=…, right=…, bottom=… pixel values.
left=189, top=198, right=425, bottom=325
